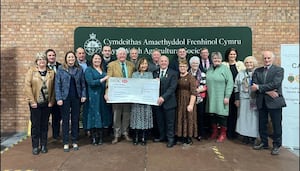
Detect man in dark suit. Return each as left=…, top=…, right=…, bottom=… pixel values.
left=198, top=47, right=212, bottom=139
left=102, top=45, right=116, bottom=72
left=251, top=51, right=286, bottom=155
left=169, top=47, right=189, bottom=73
left=45, top=49, right=61, bottom=140
left=199, top=47, right=212, bottom=73
left=152, top=55, right=178, bottom=148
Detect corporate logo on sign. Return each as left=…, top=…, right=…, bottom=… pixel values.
left=84, top=33, right=102, bottom=55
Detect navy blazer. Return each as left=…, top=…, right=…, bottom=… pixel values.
left=55, top=65, right=86, bottom=101
left=252, top=65, right=286, bottom=109
left=153, top=68, right=178, bottom=110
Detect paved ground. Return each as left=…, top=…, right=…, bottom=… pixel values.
left=1, top=130, right=299, bottom=171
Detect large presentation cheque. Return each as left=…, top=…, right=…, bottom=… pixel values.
left=107, top=77, right=160, bottom=106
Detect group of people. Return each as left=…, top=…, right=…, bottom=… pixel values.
left=25, top=45, right=286, bottom=156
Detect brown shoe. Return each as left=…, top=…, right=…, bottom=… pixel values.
left=124, top=135, right=132, bottom=141
left=112, top=137, right=119, bottom=144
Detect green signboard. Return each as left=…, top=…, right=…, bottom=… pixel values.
left=74, top=27, right=252, bottom=62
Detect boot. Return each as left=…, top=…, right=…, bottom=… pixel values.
left=141, top=130, right=147, bottom=146
left=216, top=126, right=227, bottom=143
left=133, top=129, right=139, bottom=145
left=97, top=128, right=103, bottom=145
left=91, top=128, right=97, bottom=146
left=210, top=124, right=218, bottom=139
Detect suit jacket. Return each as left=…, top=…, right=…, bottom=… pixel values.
left=252, top=65, right=286, bottom=109
left=47, top=61, right=61, bottom=73
left=102, top=56, right=116, bottom=72
left=199, top=58, right=213, bottom=73
left=106, top=60, right=135, bottom=94
left=153, top=68, right=178, bottom=110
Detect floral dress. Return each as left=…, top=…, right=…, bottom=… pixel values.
left=130, top=72, right=153, bottom=129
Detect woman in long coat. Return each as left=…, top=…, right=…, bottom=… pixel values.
left=85, top=53, right=111, bottom=145
left=206, top=52, right=233, bottom=143
left=234, top=56, right=259, bottom=144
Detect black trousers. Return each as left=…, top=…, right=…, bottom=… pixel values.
left=50, top=104, right=61, bottom=138
left=210, top=114, right=227, bottom=127
left=30, top=104, right=50, bottom=148
left=227, top=93, right=238, bottom=138
left=196, top=99, right=206, bottom=137
left=151, top=106, right=159, bottom=139
left=153, top=106, right=175, bottom=142
left=258, top=101, right=282, bottom=147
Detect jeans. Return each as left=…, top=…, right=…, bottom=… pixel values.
left=61, top=96, right=80, bottom=144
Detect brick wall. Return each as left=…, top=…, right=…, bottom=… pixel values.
left=1, top=0, right=299, bottom=132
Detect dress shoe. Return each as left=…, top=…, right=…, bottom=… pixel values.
left=271, top=146, right=280, bottom=155
left=141, top=138, right=147, bottom=146
left=167, top=140, right=175, bottom=148
left=63, top=144, right=70, bottom=152
left=124, top=135, right=132, bottom=141
left=32, top=148, right=40, bottom=155
left=153, top=138, right=166, bottom=143
left=112, top=137, right=119, bottom=144
left=153, top=138, right=161, bottom=142
left=40, top=146, right=48, bottom=153
left=242, top=136, right=250, bottom=144
left=253, top=143, right=269, bottom=150
left=185, top=137, right=193, bottom=145
left=133, top=137, right=139, bottom=145
left=176, top=137, right=184, bottom=145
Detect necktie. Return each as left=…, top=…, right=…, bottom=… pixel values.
left=263, top=67, right=268, bottom=83
left=204, top=61, right=207, bottom=69
left=160, top=70, right=164, bottom=78
left=121, top=63, right=126, bottom=78
left=49, top=64, right=56, bottom=73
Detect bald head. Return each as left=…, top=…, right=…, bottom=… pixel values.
left=159, top=55, right=169, bottom=69
left=262, top=51, right=275, bottom=66
left=76, top=47, right=86, bottom=61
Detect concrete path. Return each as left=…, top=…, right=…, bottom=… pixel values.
left=1, top=131, right=299, bottom=171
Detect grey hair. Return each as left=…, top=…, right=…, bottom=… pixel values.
left=211, top=52, right=222, bottom=60
left=116, top=47, right=128, bottom=55
left=189, top=56, right=200, bottom=66
left=244, top=56, right=258, bottom=67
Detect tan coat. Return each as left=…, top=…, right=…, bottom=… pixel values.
left=24, top=66, right=55, bottom=105
left=105, top=60, right=135, bottom=94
